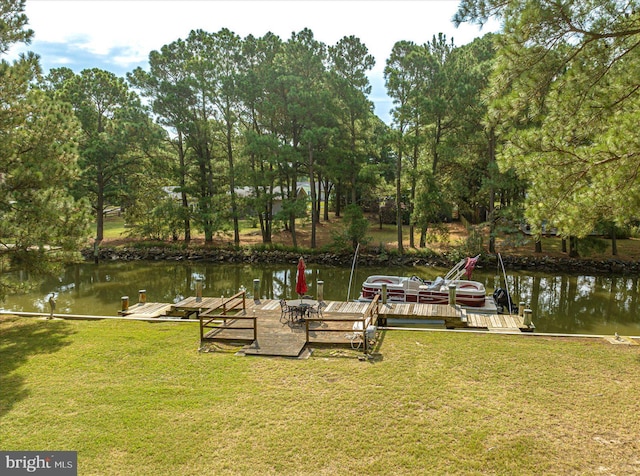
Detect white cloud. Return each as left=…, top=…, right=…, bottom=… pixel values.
left=47, top=55, right=73, bottom=65
left=24, top=0, right=498, bottom=71
left=17, top=0, right=499, bottom=123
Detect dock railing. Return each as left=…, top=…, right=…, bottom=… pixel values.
left=218, top=290, right=246, bottom=316
left=304, top=294, right=380, bottom=353
left=199, top=290, right=255, bottom=341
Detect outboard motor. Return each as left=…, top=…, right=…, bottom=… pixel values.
left=493, top=288, right=518, bottom=314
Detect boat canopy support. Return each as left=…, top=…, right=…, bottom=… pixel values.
left=444, top=254, right=480, bottom=282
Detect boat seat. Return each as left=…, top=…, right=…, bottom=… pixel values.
left=427, top=276, right=445, bottom=290
left=403, top=280, right=420, bottom=291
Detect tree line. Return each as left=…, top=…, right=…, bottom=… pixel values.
left=2, top=0, right=639, bottom=295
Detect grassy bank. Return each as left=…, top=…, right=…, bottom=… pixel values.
left=100, top=215, right=640, bottom=263
left=1, top=316, right=639, bottom=475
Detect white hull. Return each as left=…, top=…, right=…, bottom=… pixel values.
left=359, top=275, right=487, bottom=307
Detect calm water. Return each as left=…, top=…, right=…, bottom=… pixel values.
left=2, top=261, right=640, bottom=336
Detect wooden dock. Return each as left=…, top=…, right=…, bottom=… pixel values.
left=118, top=292, right=532, bottom=357
left=377, top=302, right=528, bottom=332
left=119, top=302, right=174, bottom=319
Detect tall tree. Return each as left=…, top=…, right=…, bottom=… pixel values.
left=456, top=0, right=640, bottom=240
left=0, top=0, right=89, bottom=297
left=128, top=39, right=195, bottom=242
left=270, top=29, right=328, bottom=248
left=182, top=30, right=227, bottom=243
left=52, top=68, right=151, bottom=242
left=200, top=28, right=244, bottom=245
left=237, top=32, right=284, bottom=244
left=328, top=35, right=375, bottom=208
left=385, top=41, right=424, bottom=253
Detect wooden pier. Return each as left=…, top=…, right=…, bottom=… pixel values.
left=377, top=302, right=529, bottom=333
left=118, top=291, right=532, bottom=357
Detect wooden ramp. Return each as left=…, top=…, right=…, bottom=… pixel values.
left=466, top=312, right=525, bottom=332
left=242, top=332, right=308, bottom=357
left=242, top=301, right=308, bottom=357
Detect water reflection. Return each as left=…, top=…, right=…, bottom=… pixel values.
left=506, top=273, right=640, bottom=335
left=2, top=262, right=640, bottom=336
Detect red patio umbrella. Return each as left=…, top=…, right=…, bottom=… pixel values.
left=296, top=257, right=308, bottom=297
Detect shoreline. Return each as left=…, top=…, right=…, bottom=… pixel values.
left=82, top=245, right=640, bottom=275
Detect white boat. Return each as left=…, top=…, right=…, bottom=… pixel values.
left=358, top=256, right=487, bottom=308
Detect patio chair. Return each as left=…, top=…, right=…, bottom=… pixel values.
left=279, top=299, right=294, bottom=322
left=306, top=301, right=325, bottom=319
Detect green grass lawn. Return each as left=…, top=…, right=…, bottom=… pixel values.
left=102, top=216, right=127, bottom=240
left=2, top=316, right=639, bottom=475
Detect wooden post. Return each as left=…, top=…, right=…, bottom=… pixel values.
left=121, top=296, right=129, bottom=312
left=195, top=279, right=203, bottom=302
left=381, top=283, right=387, bottom=304
left=138, top=289, right=146, bottom=304
left=523, top=308, right=533, bottom=327
left=363, top=318, right=368, bottom=353
left=253, top=279, right=260, bottom=301
left=519, top=302, right=525, bottom=317
left=317, top=280, right=324, bottom=302
left=448, top=283, right=457, bottom=307
left=253, top=309, right=257, bottom=341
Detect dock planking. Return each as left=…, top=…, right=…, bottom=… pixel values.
left=379, top=302, right=527, bottom=331
left=117, top=295, right=530, bottom=356
left=465, top=311, right=525, bottom=332
left=173, top=296, right=224, bottom=312
left=122, top=298, right=525, bottom=332
left=119, top=302, right=175, bottom=319
left=241, top=311, right=307, bottom=357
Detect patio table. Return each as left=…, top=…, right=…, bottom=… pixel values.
left=286, top=298, right=318, bottom=322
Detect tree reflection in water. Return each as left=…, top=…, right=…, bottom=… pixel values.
left=1, top=263, right=639, bottom=336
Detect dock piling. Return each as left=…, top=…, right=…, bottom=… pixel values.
left=138, top=289, right=146, bottom=305
left=195, top=279, right=203, bottom=303
left=448, top=284, right=457, bottom=307
left=317, top=280, right=324, bottom=302
left=121, top=296, right=129, bottom=312
left=523, top=308, right=533, bottom=327
left=381, top=283, right=387, bottom=304
left=253, top=279, right=260, bottom=301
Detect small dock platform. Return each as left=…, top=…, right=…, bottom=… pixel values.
left=465, top=312, right=527, bottom=333
left=378, top=302, right=529, bottom=332
left=119, top=302, right=174, bottom=319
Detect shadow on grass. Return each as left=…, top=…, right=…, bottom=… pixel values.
left=0, top=317, right=76, bottom=420
left=307, top=330, right=386, bottom=362
left=366, top=329, right=386, bottom=363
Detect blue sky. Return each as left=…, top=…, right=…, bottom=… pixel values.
left=11, top=1, right=498, bottom=123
